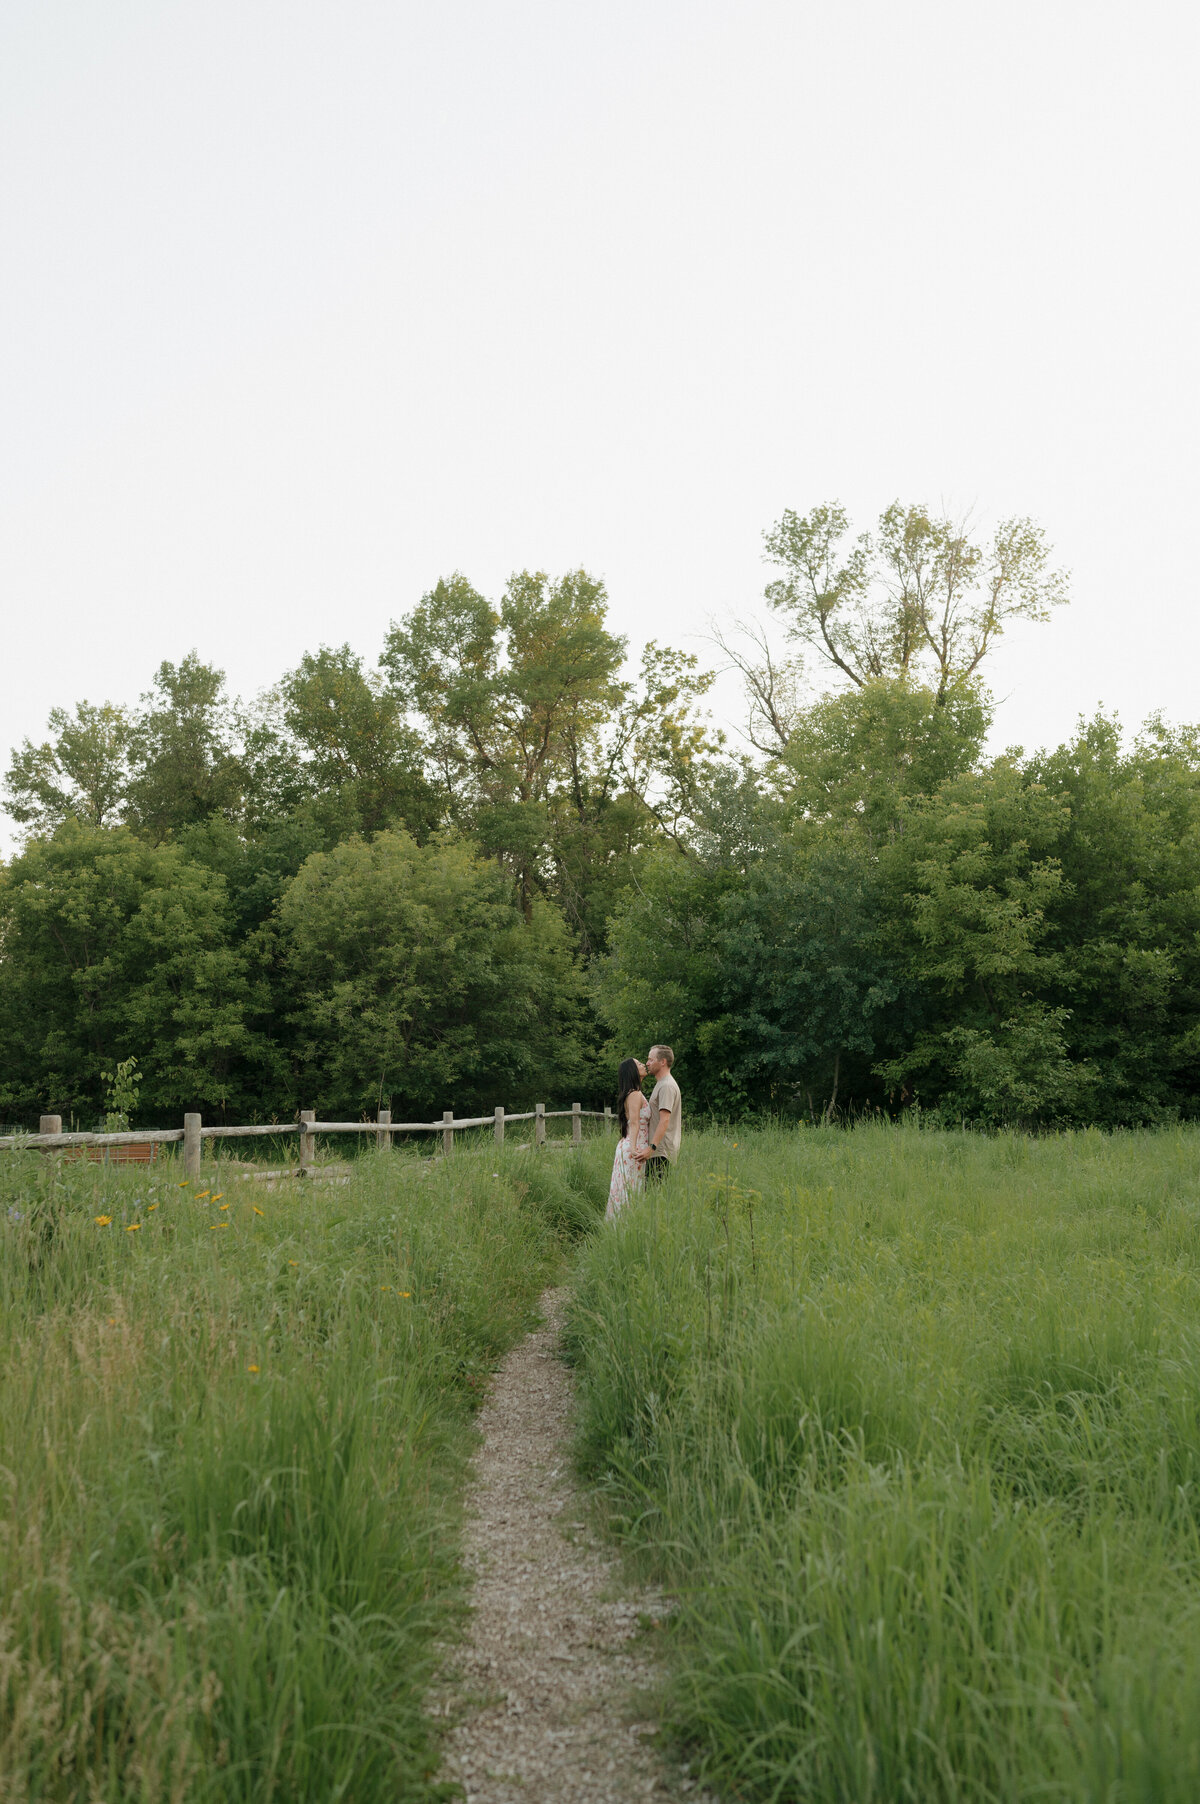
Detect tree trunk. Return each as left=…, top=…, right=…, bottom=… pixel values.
left=822, top=1049, right=841, bottom=1125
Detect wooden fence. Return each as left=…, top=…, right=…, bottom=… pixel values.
left=0, top=1105, right=614, bottom=1180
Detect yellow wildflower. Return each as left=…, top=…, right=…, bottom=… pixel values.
left=288, top=1260, right=298, bottom=1266
left=178, top=1180, right=189, bottom=1188
left=380, top=1285, right=391, bottom=1291
left=94, top=1215, right=112, bottom=1226
left=253, top=1207, right=264, bottom=1216
left=399, top=1290, right=411, bottom=1298
left=126, top=1224, right=141, bottom=1233
left=195, top=1191, right=210, bottom=1200
left=219, top=1202, right=230, bottom=1211
left=211, top=1193, right=224, bottom=1201
left=148, top=1203, right=158, bottom=1211
left=247, top=1364, right=260, bottom=1374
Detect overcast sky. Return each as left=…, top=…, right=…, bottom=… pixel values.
left=2, top=0, right=1197, bottom=849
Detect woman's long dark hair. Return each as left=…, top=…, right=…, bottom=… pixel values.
left=616, top=1058, right=644, bottom=1139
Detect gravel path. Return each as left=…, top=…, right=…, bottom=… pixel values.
left=438, top=1287, right=711, bottom=1804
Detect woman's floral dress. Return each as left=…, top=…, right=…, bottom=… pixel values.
left=607, top=1093, right=650, bottom=1219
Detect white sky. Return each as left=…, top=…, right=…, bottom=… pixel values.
left=3, top=0, right=1197, bottom=850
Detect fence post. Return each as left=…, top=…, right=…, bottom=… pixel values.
left=183, top=1113, right=202, bottom=1179
left=535, top=1102, right=545, bottom=1148
left=39, top=1114, right=62, bottom=1138
left=572, top=1102, right=582, bottom=1145
left=494, top=1105, right=505, bottom=1146
left=442, top=1110, right=454, bottom=1156
left=299, top=1110, right=315, bottom=1174
left=603, top=1105, right=613, bottom=1132
left=376, top=1108, right=392, bottom=1151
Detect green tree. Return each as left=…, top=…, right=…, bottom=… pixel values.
left=0, top=823, right=257, bottom=1122
left=763, top=501, right=1067, bottom=702
left=595, top=843, right=747, bottom=1110
left=271, top=645, right=436, bottom=839
left=545, top=640, right=722, bottom=953
left=382, top=568, right=621, bottom=925
left=717, top=834, right=899, bottom=1119
left=174, top=809, right=333, bottom=942
left=381, top=570, right=622, bottom=826
left=599, top=806, right=902, bottom=1119
left=874, top=762, right=1078, bottom=1122
left=125, top=654, right=245, bottom=838
left=382, top=569, right=717, bottom=944
left=3, top=701, right=133, bottom=835
left=276, top=830, right=592, bottom=1117
left=890, top=1002, right=1086, bottom=1127
left=1027, top=713, right=1200, bottom=1124
left=780, top=679, right=990, bottom=840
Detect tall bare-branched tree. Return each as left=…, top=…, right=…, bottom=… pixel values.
left=706, top=618, right=806, bottom=757
left=762, top=501, right=1068, bottom=703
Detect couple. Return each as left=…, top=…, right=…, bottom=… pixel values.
left=606, top=1044, right=682, bottom=1220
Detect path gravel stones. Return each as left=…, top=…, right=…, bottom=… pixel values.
left=438, top=1287, right=711, bottom=1804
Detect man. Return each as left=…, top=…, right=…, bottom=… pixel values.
left=636, top=1044, right=682, bottom=1182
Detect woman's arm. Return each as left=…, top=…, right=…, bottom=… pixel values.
left=637, top=1106, right=671, bottom=1160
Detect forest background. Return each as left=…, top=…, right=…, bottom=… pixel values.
left=4, top=498, right=1199, bottom=1134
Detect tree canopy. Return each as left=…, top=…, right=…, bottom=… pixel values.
left=762, top=501, right=1068, bottom=702
left=9, top=510, right=1200, bottom=1133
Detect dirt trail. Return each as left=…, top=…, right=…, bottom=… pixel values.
left=438, top=1287, right=710, bottom=1804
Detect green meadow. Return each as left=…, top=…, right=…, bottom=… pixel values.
left=8, top=1125, right=1200, bottom=1802
left=0, top=1142, right=600, bottom=1802
left=567, top=1124, right=1200, bottom=1803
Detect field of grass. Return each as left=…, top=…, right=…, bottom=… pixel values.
left=0, top=1140, right=604, bottom=1802
left=10, top=1121, right=1200, bottom=1803
left=566, top=1123, right=1200, bottom=1803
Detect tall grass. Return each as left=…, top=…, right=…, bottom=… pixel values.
left=566, top=1123, right=1200, bottom=1802
left=0, top=1142, right=606, bottom=1802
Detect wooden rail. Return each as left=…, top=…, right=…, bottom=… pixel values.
left=1, top=1103, right=614, bottom=1177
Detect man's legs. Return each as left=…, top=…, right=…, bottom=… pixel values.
left=644, top=1157, right=669, bottom=1186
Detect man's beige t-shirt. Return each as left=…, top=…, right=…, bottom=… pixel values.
left=646, top=1072, right=682, bottom=1163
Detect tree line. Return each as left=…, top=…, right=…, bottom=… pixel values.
left=5, top=501, right=1198, bottom=1130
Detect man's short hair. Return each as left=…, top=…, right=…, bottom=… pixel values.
left=649, top=1044, right=675, bottom=1069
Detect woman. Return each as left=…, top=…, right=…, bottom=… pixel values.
left=606, top=1057, right=650, bottom=1220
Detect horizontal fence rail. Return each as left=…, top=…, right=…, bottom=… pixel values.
left=0, top=1129, right=187, bottom=1149
left=0, top=1103, right=615, bottom=1177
